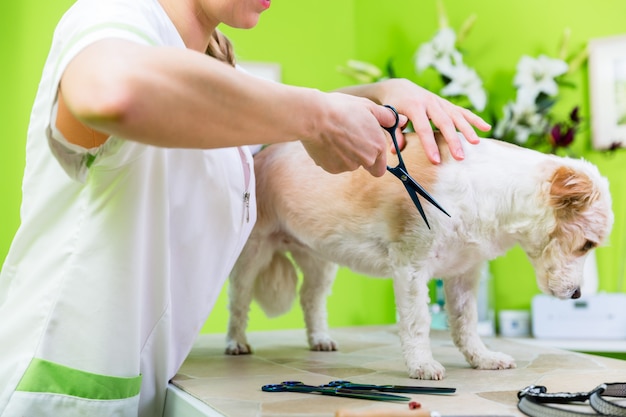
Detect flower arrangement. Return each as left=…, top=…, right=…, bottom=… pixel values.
left=338, top=1, right=588, bottom=156
left=413, top=7, right=486, bottom=112
left=492, top=33, right=588, bottom=155
left=339, top=2, right=486, bottom=113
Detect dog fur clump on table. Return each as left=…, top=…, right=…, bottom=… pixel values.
left=225, top=132, right=614, bottom=380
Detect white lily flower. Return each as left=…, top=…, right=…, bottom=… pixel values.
left=515, top=84, right=542, bottom=108
left=514, top=99, right=545, bottom=122
left=512, top=112, right=548, bottom=143
left=415, top=28, right=462, bottom=77
left=493, top=104, right=514, bottom=139
left=513, top=55, right=568, bottom=102
left=512, top=125, right=533, bottom=144
left=440, top=64, right=487, bottom=111
left=495, top=100, right=548, bottom=144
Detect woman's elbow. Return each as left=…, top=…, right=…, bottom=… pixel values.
left=60, top=44, right=135, bottom=129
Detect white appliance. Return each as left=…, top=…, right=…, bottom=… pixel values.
left=531, top=293, right=626, bottom=340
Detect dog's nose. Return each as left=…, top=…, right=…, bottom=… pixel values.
left=571, top=288, right=581, bottom=299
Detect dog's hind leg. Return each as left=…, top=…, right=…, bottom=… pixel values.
left=393, top=267, right=446, bottom=380
left=225, top=239, right=274, bottom=355
left=443, top=266, right=516, bottom=370
left=291, top=249, right=339, bottom=351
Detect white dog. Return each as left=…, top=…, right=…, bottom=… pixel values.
left=225, top=132, right=613, bottom=380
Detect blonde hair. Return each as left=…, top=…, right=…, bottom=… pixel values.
left=206, top=29, right=235, bottom=67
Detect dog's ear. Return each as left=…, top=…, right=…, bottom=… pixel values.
left=549, top=166, right=595, bottom=220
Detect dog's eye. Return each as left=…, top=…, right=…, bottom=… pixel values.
left=580, top=240, right=596, bottom=252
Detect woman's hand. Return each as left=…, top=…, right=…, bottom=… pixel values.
left=339, top=78, right=491, bottom=164
left=299, top=92, right=407, bottom=177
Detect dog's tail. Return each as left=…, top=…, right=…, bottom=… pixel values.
left=253, top=252, right=298, bottom=317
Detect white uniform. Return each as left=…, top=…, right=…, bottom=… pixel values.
left=0, top=0, right=256, bottom=415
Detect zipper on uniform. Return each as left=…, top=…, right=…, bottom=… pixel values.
left=237, top=147, right=252, bottom=224
left=243, top=191, right=250, bottom=223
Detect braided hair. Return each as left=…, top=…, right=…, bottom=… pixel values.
left=206, top=29, right=235, bottom=66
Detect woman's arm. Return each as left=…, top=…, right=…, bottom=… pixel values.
left=60, top=39, right=398, bottom=176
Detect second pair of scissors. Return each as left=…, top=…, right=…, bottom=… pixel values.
left=262, top=381, right=410, bottom=401
left=324, top=380, right=456, bottom=395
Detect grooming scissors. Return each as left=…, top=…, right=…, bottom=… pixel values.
left=383, top=105, right=450, bottom=229
left=261, top=380, right=410, bottom=402
left=323, top=380, right=456, bottom=395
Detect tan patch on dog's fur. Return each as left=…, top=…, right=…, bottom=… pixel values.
left=380, top=132, right=443, bottom=240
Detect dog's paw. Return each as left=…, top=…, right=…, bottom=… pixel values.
left=309, top=334, right=338, bottom=352
left=471, top=351, right=516, bottom=370
left=407, top=361, right=446, bottom=380
left=225, top=340, right=253, bottom=355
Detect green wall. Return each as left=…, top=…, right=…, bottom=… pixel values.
left=3, top=1, right=626, bottom=335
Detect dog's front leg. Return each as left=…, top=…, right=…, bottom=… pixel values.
left=393, top=268, right=445, bottom=380
left=444, top=268, right=516, bottom=370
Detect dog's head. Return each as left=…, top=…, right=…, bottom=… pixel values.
left=527, top=161, right=613, bottom=299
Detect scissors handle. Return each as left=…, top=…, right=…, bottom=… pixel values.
left=382, top=105, right=403, bottom=161
left=262, top=381, right=410, bottom=401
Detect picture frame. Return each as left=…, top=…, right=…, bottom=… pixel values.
left=588, top=34, right=626, bottom=150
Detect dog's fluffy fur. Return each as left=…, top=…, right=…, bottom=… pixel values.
left=226, top=133, right=614, bottom=380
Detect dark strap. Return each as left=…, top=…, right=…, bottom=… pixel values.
left=518, top=383, right=626, bottom=417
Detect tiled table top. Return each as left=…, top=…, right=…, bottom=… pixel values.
left=172, top=325, right=626, bottom=416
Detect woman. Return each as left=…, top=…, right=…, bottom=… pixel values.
left=0, top=0, right=490, bottom=415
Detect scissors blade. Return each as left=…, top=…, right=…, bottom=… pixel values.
left=386, top=166, right=430, bottom=229
left=366, top=385, right=455, bottom=394
left=407, top=188, right=430, bottom=230
left=394, top=166, right=450, bottom=218
left=327, top=380, right=456, bottom=395
left=334, top=388, right=410, bottom=401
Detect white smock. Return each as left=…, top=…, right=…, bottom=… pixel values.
left=0, top=0, right=256, bottom=415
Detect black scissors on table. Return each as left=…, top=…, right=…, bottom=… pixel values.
left=382, top=104, right=450, bottom=229
left=323, top=380, right=456, bottom=395
left=262, top=380, right=410, bottom=402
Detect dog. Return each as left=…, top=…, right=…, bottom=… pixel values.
left=225, top=132, right=614, bottom=380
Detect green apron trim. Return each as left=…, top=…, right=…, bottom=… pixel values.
left=16, top=358, right=142, bottom=400
left=85, top=153, right=97, bottom=168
